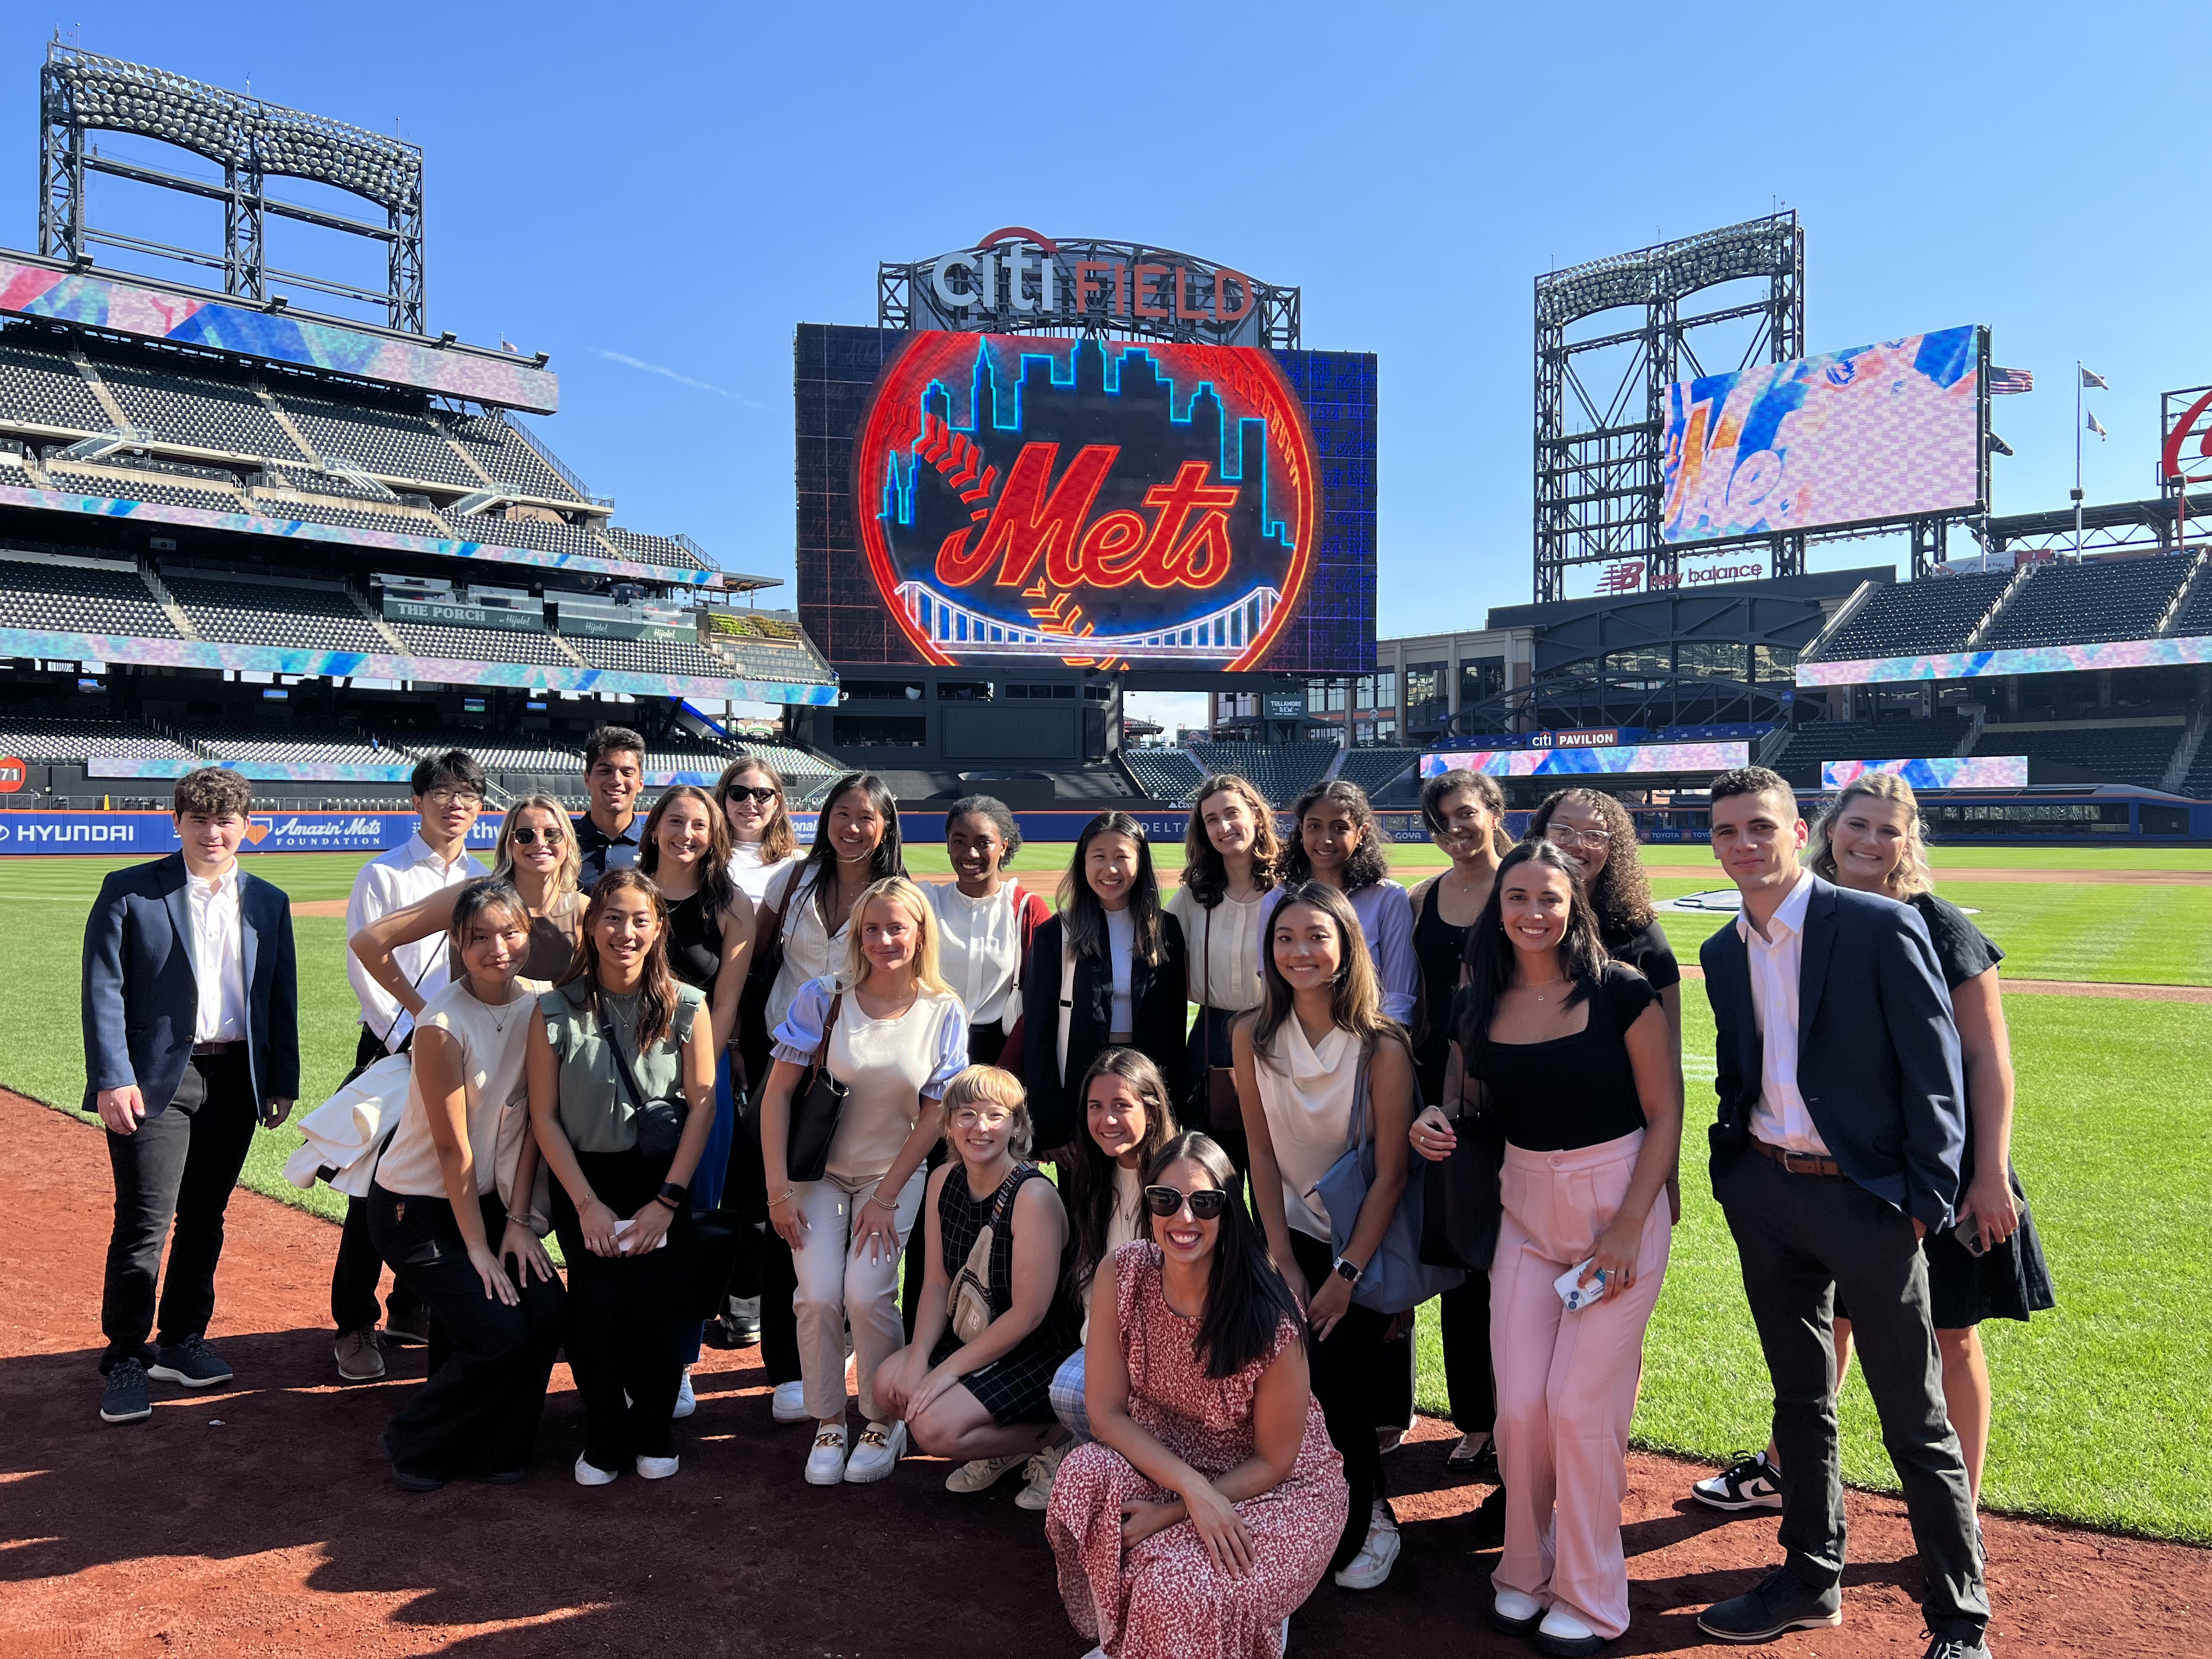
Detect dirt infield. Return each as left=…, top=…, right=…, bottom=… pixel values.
left=4, top=1093, right=2201, bottom=1657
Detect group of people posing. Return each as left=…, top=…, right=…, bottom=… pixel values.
left=83, top=728, right=2048, bottom=1659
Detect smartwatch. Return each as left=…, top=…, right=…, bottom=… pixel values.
left=654, top=1181, right=690, bottom=1212
left=1331, top=1256, right=1363, bottom=1285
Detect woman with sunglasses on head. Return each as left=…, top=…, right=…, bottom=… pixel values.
left=877, top=1065, right=1081, bottom=1504
left=528, top=868, right=719, bottom=1485
left=369, top=879, right=565, bottom=1491
left=759, top=876, right=967, bottom=1487
left=1690, top=773, right=2052, bottom=1520
left=1024, top=812, right=1189, bottom=1156
left=353, top=796, right=586, bottom=1007
left=1410, top=839, right=1681, bottom=1654
left=1167, top=775, right=1282, bottom=1161
left=1048, top=1132, right=1346, bottom=1659
left=638, top=785, right=758, bottom=1419
left=741, top=772, right=907, bottom=1425
left=1407, top=769, right=1514, bottom=1502
left=713, top=755, right=806, bottom=905
left=1236, top=881, right=1416, bottom=1593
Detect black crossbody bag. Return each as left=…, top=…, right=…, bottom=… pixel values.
left=595, top=995, right=688, bottom=1159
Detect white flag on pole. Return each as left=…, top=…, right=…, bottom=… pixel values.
left=2081, top=367, right=2110, bottom=390
left=2087, top=410, right=2109, bottom=439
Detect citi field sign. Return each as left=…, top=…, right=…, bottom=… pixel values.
left=856, top=328, right=1319, bottom=670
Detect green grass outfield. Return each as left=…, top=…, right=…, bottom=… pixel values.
left=5, top=845, right=2207, bottom=1541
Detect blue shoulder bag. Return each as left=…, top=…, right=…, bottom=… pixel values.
left=1314, top=1040, right=1465, bottom=1315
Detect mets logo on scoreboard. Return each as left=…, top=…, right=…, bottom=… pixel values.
left=855, top=330, right=1318, bottom=670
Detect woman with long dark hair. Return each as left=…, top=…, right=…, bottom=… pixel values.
left=1408, top=768, right=1513, bottom=1495
left=1167, top=774, right=1280, bottom=1158
left=527, top=867, right=719, bottom=1484
left=1047, top=1132, right=1347, bottom=1659
left=368, top=879, right=564, bottom=1489
left=1410, top=840, right=1680, bottom=1652
left=1237, top=881, right=1417, bottom=1592
left=1526, top=788, right=1680, bottom=1046
left=637, top=785, right=757, bottom=1415
left=713, top=754, right=804, bottom=904
left=1273, top=781, right=1417, bottom=1023
left=740, top=771, right=906, bottom=1425
left=1023, top=812, right=1189, bottom=1153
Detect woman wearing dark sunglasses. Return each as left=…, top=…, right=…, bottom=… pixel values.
left=713, top=756, right=804, bottom=905
left=1047, top=1132, right=1347, bottom=1659
left=353, top=795, right=586, bottom=1006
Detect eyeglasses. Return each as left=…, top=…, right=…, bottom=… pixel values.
left=509, top=825, right=566, bottom=847
left=949, top=1106, right=1014, bottom=1130
left=727, top=786, right=779, bottom=804
left=1143, top=1184, right=1228, bottom=1221
left=425, top=788, right=483, bottom=806
left=1545, top=825, right=1613, bottom=848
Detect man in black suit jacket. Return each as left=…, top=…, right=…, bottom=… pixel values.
left=81, top=769, right=299, bottom=1426
left=1695, top=768, right=1989, bottom=1659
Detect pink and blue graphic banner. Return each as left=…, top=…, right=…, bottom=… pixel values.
left=1822, top=755, right=2029, bottom=791
left=0, top=484, right=718, bottom=588
left=0, top=628, right=838, bottom=707
left=0, top=257, right=557, bottom=413
left=1662, top=325, right=1981, bottom=545
left=85, top=757, right=416, bottom=784
left=1421, top=741, right=1748, bottom=778
left=1797, top=634, right=2212, bottom=687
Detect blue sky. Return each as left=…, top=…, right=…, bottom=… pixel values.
left=7, top=3, right=2209, bottom=662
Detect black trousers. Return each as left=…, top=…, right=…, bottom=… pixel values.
left=368, top=1184, right=565, bottom=1480
left=1289, top=1228, right=1391, bottom=1573
left=1717, top=1149, right=1989, bottom=1640
left=1440, top=1271, right=1497, bottom=1435
left=551, top=1148, right=690, bottom=1468
left=332, top=1026, right=425, bottom=1334
left=100, top=1049, right=257, bottom=1372
left=720, top=1055, right=802, bottom=1386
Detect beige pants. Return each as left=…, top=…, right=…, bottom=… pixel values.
left=791, top=1168, right=926, bottom=1422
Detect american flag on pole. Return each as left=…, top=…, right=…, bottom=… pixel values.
left=1988, top=366, right=2034, bottom=394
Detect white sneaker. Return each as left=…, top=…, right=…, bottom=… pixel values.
left=945, top=1453, right=1028, bottom=1493
left=1331, top=1501, right=1401, bottom=1590
left=672, top=1370, right=696, bottom=1420
left=573, top=1454, right=618, bottom=1487
left=804, top=1421, right=848, bottom=1485
left=1014, top=1441, right=1066, bottom=1511
left=1493, top=1588, right=1545, bottom=1634
left=771, top=1380, right=810, bottom=1424
left=1375, top=1426, right=1406, bottom=1454
left=1538, top=1605, right=1602, bottom=1654
left=635, top=1453, right=680, bottom=1479
left=842, top=1419, right=906, bottom=1483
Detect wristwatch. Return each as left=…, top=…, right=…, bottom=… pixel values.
left=654, top=1181, right=690, bottom=1211
left=1331, top=1256, right=1363, bottom=1285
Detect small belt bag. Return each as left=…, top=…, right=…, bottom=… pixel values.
left=950, top=1165, right=1029, bottom=1344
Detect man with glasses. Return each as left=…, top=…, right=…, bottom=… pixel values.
left=330, top=750, right=489, bottom=1382
left=574, top=725, right=647, bottom=893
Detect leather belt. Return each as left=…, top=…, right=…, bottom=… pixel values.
left=1752, top=1138, right=1842, bottom=1177
left=191, top=1040, right=243, bottom=1056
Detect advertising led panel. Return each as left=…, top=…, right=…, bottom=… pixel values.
left=1420, top=741, right=1748, bottom=778
left=1822, top=756, right=2028, bottom=791
left=1661, top=325, right=1984, bottom=545
left=797, top=325, right=1375, bottom=671
left=1796, top=632, right=2212, bottom=687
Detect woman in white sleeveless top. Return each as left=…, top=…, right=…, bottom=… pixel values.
left=368, top=878, right=565, bottom=1491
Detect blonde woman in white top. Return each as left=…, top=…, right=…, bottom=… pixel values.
left=1235, top=881, right=1417, bottom=1593
left=367, top=879, right=565, bottom=1491
left=760, top=876, right=968, bottom=1487
left=1167, top=774, right=1282, bottom=1161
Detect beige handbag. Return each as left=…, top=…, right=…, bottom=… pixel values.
left=948, top=1167, right=1028, bottom=1344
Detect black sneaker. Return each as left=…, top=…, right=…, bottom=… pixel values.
left=100, top=1358, right=152, bottom=1424
left=391, top=1466, right=447, bottom=1493
left=148, top=1335, right=233, bottom=1389
left=1922, top=1635, right=1990, bottom=1659
left=1469, top=1483, right=1508, bottom=1551
left=1696, top=1566, right=1843, bottom=1643
left=1447, top=1432, right=1503, bottom=1485
left=383, top=1307, right=433, bottom=1348
left=1691, top=1449, right=1784, bottom=1512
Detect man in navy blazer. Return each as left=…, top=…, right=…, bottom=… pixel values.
left=1694, top=768, right=1989, bottom=1659
left=82, top=768, right=298, bottom=1426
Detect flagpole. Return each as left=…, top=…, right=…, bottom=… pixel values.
left=2074, top=360, right=2085, bottom=557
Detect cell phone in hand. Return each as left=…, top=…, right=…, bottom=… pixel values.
left=1554, top=1259, right=1606, bottom=1312
left=1955, top=1215, right=1988, bottom=1257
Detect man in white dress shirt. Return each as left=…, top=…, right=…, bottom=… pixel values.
left=83, top=769, right=298, bottom=1426
left=330, top=751, right=487, bottom=1381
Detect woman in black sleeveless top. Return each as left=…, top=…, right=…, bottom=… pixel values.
left=638, top=786, right=756, bottom=1408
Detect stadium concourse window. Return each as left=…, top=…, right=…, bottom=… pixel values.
left=937, top=681, right=994, bottom=701
left=1678, top=640, right=1747, bottom=679
left=1306, top=681, right=1347, bottom=714
left=833, top=713, right=926, bottom=747
left=843, top=679, right=925, bottom=701
left=1353, top=670, right=1396, bottom=711
left=1929, top=801, right=2132, bottom=834
left=1005, top=683, right=1076, bottom=699
left=1752, top=644, right=1800, bottom=682
left=1404, top=662, right=1448, bottom=737
left=1605, top=645, right=1674, bottom=681
left=1458, top=657, right=1504, bottom=709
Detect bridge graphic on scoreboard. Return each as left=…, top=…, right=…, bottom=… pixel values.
left=894, top=581, right=1282, bottom=665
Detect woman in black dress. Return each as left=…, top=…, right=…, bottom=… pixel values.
left=1692, top=771, right=2052, bottom=1519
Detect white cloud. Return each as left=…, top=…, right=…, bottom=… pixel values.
left=592, top=348, right=765, bottom=408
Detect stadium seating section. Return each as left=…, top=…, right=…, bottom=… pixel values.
left=270, top=388, right=477, bottom=488
left=47, top=465, right=244, bottom=514
left=1183, top=742, right=1339, bottom=808
left=1121, top=748, right=1205, bottom=804
left=457, top=513, right=607, bottom=559
left=376, top=730, right=585, bottom=774
left=193, top=724, right=389, bottom=766
left=91, top=352, right=299, bottom=459
left=1975, top=722, right=2184, bottom=789
left=388, top=619, right=580, bottom=668
left=0, top=714, right=195, bottom=761
left=164, top=571, right=392, bottom=654
left=602, top=524, right=711, bottom=572
left=251, top=496, right=444, bottom=537
left=0, top=341, right=109, bottom=432
left=1333, top=748, right=1420, bottom=798
left=564, top=633, right=741, bottom=679
left=1812, top=572, right=2010, bottom=661
left=1771, top=718, right=1971, bottom=788
left=443, top=413, right=578, bottom=500
left=0, top=553, right=178, bottom=637
left=1981, top=559, right=2191, bottom=648
left=2166, top=566, right=2212, bottom=637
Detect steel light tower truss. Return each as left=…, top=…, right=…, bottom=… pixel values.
left=1533, top=214, right=1804, bottom=602
left=39, top=44, right=427, bottom=332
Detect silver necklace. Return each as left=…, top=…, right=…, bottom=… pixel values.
left=1520, top=974, right=1567, bottom=1003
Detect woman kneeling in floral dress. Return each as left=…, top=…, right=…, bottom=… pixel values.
left=1048, top=1132, right=1347, bottom=1659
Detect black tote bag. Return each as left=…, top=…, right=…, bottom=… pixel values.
left=1418, top=1076, right=1505, bottom=1272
